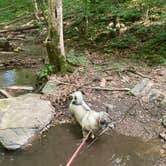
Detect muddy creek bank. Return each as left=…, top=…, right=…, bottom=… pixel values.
left=0, top=125, right=160, bottom=166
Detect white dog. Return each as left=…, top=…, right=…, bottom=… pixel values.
left=69, top=91, right=112, bottom=138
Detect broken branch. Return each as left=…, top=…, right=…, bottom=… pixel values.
left=83, top=86, right=130, bottom=91
left=53, top=79, right=130, bottom=92
left=0, top=89, right=12, bottom=98
left=0, top=25, right=39, bottom=33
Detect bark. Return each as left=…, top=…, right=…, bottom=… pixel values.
left=56, top=0, right=65, bottom=57
left=33, top=0, right=40, bottom=20
left=46, top=0, right=66, bottom=72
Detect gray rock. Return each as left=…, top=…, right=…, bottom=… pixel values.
left=147, top=89, right=165, bottom=102
left=162, top=115, right=166, bottom=127
left=0, top=93, right=54, bottom=150
left=131, top=78, right=166, bottom=103
left=42, top=81, right=58, bottom=94
left=131, top=78, right=153, bottom=97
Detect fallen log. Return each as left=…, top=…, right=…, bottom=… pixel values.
left=0, top=5, right=14, bottom=12
left=0, top=51, right=16, bottom=55
left=6, top=85, right=34, bottom=91
left=83, top=86, right=130, bottom=91
left=0, top=25, right=39, bottom=33
left=5, top=14, right=33, bottom=26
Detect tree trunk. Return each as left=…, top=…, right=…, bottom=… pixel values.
left=33, top=0, right=40, bottom=21
left=56, top=0, right=65, bottom=57
left=46, top=0, right=66, bottom=72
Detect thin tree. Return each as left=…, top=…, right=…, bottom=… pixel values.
left=33, top=0, right=40, bottom=21
left=45, top=0, right=67, bottom=72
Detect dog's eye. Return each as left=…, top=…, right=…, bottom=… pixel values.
left=74, top=96, right=77, bottom=100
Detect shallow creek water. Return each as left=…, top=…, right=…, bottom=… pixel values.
left=0, top=68, right=36, bottom=88
left=0, top=124, right=160, bottom=166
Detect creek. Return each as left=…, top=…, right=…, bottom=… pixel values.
left=0, top=125, right=160, bottom=166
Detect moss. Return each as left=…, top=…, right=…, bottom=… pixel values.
left=0, top=99, right=10, bottom=112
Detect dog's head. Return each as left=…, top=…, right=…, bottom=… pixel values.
left=70, top=91, right=84, bottom=105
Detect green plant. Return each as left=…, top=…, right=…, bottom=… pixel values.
left=38, top=65, right=55, bottom=80
left=110, top=34, right=137, bottom=49
left=67, top=49, right=88, bottom=67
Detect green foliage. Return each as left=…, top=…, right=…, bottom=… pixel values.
left=38, top=65, right=55, bottom=80
left=67, top=49, right=88, bottom=67
left=112, top=7, right=142, bottom=23
left=110, top=35, right=137, bottom=49
left=0, top=0, right=34, bottom=22
left=64, top=0, right=166, bottom=65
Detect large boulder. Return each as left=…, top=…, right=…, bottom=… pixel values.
left=0, top=93, right=54, bottom=150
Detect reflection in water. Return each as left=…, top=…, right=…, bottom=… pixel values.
left=0, top=69, right=36, bottom=88
left=0, top=125, right=160, bottom=166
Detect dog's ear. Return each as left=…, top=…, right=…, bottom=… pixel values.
left=69, top=94, right=73, bottom=100
left=80, top=90, right=85, bottom=95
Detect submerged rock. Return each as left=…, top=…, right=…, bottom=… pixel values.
left=0, top=93, right=54, bottom=150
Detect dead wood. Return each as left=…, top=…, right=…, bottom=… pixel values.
left=6, top=85, right=34, bottom=91
left=83, top=86, right=130, bottom=91
left=0, top=25, right=39, bottom=33
left=0, top=51, right=16, bottom=55
left=0, top=89, right=12, bottom=98
left=4, top=14, right=33, bottom=26
left=0, top=5, right=14, bottom=12
left=53, top=78, right=130, bottom=91
left=102, top=66, right=151, bottom=79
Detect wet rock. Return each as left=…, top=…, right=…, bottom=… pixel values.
left=0, top=93, right=54, bottom=150
left=162, top=115, right=166, bottom=127
left=160, top=131, right=166, bottom=141
left=131, top=78, right=153, bottom=97
left=42, top=80, right=58, bottom=94
left=115, top=118, right=158, bottom=141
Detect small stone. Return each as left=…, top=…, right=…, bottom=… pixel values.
left=131, top=78, right=153, bottom=97
left=160, top=131, right=166, bottom=141
left=162, top=143, right=166, bottom=149
left=42, top=80, right=58, bottom=94
left=162, top=115, right=166, bottom=127
left=105, top=103, right=115, bottom=112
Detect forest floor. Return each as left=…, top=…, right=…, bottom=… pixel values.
left=0, top=29, right=166, bottom=165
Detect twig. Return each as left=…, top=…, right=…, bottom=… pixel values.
left=6, top=85, right=34, bottom=91
left=126, top=69, right=151, bottom=79
left=0, top=89, right=12, bottom=98
left=5, top=14, right=33, bottom=26
left=0, top=51, right=16, bottom=55
left=0, top=5, right=14, bottom=12
left=87, top=127, right=110, bottom=149
left=0, top=25, right=39, bottom=33
left=101, top=66, right=151, bottom=79
left=66, top=130, right=92, bottom=166
left=53, top=78, right=130, bottom=92
left=118, top=102, right=137, bottom=123
left=83, top=86, right=130, bottom=91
